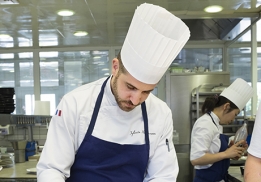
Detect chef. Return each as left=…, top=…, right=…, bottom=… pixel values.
left=37, top=3, right=190, bottom=182
left=245, top=103, right=261, bottom=181
left=190, top=78, right=254, bottom=182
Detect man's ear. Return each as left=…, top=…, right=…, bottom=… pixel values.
left=112, top=58, right=119, bottom=75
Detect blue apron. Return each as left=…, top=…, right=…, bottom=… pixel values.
left=66, top=77, right=150, bottom=182
left=194, top=113, right=230, bottom=182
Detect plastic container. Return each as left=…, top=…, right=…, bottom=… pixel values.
left=234, top=122, right=248, bottom=144
left=173, top=130, right=179, bottom=144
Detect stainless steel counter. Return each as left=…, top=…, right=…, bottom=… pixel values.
left=229, top=166, right=244, bottom=182
left=0, top=161, right=244, bottom=181
left=0, top=161, right=37, bottom=179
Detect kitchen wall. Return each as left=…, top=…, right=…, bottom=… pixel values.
left=0, top=126, right=47, bottom=152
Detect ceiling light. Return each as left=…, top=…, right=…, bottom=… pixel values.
left=0, top=0, right=19, bottom=5
left=204, top=5, right=223, bottom=13
left=0, top=34, right=11, bottom=38
left=104, top=73, right=110, bottom=76
left=102, top=68, right=109, bottom=71
left=57, top=9, right=75, bottom=16
left=74, top=31, right=88, bottom=36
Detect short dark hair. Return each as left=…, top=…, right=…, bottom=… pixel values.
left=201, top=95, right=238, bottom=115
left=117, top=51, right=128, bottom=74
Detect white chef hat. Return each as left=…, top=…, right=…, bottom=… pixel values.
left=220, top=78, right=254, bottom=110
left=121, top=3, right=190, bottom=84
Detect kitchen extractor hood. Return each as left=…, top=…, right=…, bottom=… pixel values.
left=183, top=18, right=242, bottom=41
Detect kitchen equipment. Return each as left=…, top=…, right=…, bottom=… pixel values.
left=14, top=149, right=25, bottom=163
left=234, top=122, right=248, bottom=144
left=0, top=153, right=13, bottom=167
left=25, top=141, right=36, bottom=161
left=0, top=88, right=15, bottom=114
left=0, top=125, right=14, bottom=135
left=0, top=147, right=7, bottom=154
left=240, top=166, right=244, bottom=175
left=9, top=140, right=27, bottom=163
left=173, top=130, right=179, bottom=144
left=26, top=167, right=37, bottom=174
left=10, top=140, right=27, bottom=150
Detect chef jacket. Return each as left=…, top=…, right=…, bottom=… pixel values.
left=37, top=76, right=178, bottom=182
left=248, top=103, right=261, bottom=158
left=190, top=112, right=225, bottom=169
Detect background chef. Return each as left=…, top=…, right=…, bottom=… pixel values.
left=37, top=3, right=190, bottom=182
left=190, top=78, right=254, bottom=182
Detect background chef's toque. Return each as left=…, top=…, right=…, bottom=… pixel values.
left=220, top=78, right=254, bottom=110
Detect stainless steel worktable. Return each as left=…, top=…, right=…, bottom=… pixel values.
left=0, top=161, right=37, bottom=179
left=229, top=166, right=244, bottom=182
left=0, top=161, right=244, bottom=182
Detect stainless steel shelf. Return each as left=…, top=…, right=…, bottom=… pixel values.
left=222, top=125, right=242, bottom=128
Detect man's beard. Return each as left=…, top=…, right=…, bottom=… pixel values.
left=112, top=74, right=140, bottom=112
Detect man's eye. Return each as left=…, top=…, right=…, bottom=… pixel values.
left=127, top=85, right=135, bottom=90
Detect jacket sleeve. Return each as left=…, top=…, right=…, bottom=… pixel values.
left=144, top=110, right=179, bottom=182
left=248, top=103, right=261, bottom=158
left=37, top=95, right=78, bottom=182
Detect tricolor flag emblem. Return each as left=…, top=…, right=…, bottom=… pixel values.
left=55, top=109, right=62, bottom=116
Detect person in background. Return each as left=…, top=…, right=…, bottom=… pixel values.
left=37, top=3, right=190, bottom=182
left=244, top=103, right=261, bottom=182
left=190, top=78, right=254, bottom=182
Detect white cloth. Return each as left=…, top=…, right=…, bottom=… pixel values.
left=37, top=77, right=178, bottom=182
left=248, top=103, right=261, bottom=158
left=190, top=112, right=224, bottom=169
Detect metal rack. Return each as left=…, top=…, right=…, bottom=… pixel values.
left=0, top=114, right=52, bottom=141
left=0, top=114, right=51, bottom=126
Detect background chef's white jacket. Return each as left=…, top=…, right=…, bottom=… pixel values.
left=248, top=103, right=261, bottom=158
left=37, top=76, right=178, bottom=182
left=190, top=112, right=225, bottom=169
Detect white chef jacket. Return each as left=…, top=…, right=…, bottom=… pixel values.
left=190, top=112, right=225, bottom=169
left=248, top=103, right=261, bottom=158
left=37, top=76, right=178, bottom=182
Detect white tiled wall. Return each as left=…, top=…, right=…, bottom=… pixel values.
left=0, top=126, right=48, bottom=152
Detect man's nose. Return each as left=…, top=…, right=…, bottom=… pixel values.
left=130, top=92, right=142, bottom=106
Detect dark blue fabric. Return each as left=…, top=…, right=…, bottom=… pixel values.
left=193, top=113, right=230, bottom=182
left=66, top=77, right=150, bottom=182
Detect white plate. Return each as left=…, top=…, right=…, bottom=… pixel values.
left=26, top=168, right=37, bottom=174
left=0, top=166, right=2, bottom=171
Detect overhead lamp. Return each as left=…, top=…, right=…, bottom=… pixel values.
left=102, top=68, right=109, bottom=71
left=204, top=5, right=223, bottom=13
left=0, top=34, right=11, bottom=38
left=74, top=31, right=88, bottom=37
left=0, top=0, right=19, bottom=5
left=93, top=56, right=101, bottom=59
left=57, top=9, right=75, bottom=16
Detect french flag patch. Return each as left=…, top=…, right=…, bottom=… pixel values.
left=55, top=109, right=62, bottom=116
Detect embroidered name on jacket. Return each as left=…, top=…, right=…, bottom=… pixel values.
left=130, top=130, right=156, bottom=136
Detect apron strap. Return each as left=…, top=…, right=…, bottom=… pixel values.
left=141, top=102, right=149, bottom=145
left=207, top=112, right=218, bottom=129
left=87, top=76, right=110, bottom=136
